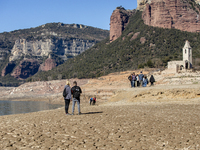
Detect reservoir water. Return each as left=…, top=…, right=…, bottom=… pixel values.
left=0, top=100, right=63, bottom=116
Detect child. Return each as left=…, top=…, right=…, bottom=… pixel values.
left=90, top=97, right=96, bottom=105
left=93, top=97, right=96, bottom=105
left=90, top=98, right=93, bottom=105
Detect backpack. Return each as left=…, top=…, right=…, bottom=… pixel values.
left=74, top=86, right=81, bottom=98
left=128, top=75, right=132, bottom=81
left=63, top=87, right=67, bottom=97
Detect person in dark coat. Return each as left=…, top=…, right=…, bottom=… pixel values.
left=64, top=80, right=71, bottom=115
left=71, top=81, right=82, bottom=115
left=149, top=75, right=155, bottom=86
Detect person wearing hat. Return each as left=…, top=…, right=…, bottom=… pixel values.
left=64, top=80, right=72, bottom=115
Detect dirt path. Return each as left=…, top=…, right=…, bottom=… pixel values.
left=0, top=100, right=200, bottom=149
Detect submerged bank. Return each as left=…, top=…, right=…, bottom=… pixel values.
left=0, top=100, right=63, bottom=116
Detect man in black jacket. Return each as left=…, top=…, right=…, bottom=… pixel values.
left=71, top=81, right=82, bottom=115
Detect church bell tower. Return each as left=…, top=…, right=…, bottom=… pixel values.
left=183, top=40, right=192, bottom=69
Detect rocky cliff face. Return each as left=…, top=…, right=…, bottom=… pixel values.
left=11, top=59, right=40, bottom=79
left=0, top=23, right=109, bottom=84
left=1, top=62, right=16, bottom=77
left=39, top=58, right=57, bottom=71
left=196, top=0, right=200, bottom=5
left=137, top=0, right=152, bottom=11
left=142, top=0, right=200, bottom=32
left=9, top=38, right=95, bottom=61
left=110, top=7, right=135, bottom=43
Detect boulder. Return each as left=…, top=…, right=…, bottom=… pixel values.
left=140, top=37, right=146, bottom=44
left=130, top=32, right=141, bottom=41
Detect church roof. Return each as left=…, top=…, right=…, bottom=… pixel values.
left=183, top=40, right=191, bottom=49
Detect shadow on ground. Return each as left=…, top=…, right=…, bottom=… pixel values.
left=81, top=111, right=103, bottom=115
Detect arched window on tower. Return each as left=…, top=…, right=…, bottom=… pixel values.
left=185, top=49, right=187, bottom=54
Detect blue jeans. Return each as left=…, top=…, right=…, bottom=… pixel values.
left=131, top=81, right=135, bottom=87
left=72, top=98, right=80, bottom=113
left=143, top=82, right=147, bottom=87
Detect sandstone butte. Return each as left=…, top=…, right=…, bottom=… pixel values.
left=110, top=0, right=200, bottom=43
left=109, top=8, right=135, bottom=43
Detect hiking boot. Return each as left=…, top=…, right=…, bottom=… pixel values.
left=71, top=113, right=74, bottom=115
left=66, top=113, right=71, bottom=115
left=78, top=112, right=82, bottom=115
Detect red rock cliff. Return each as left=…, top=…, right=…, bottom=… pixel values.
left=39, top=58, right=57, bottom=71
left=11, top=59, right=40, bottom=79
left=1, top=62, right=16, bottom=77
left=142, top=0, right=200, bottom=32
left=110, top=8, right=135, bottom=42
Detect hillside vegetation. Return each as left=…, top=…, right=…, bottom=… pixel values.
left=0, top=23, right=109, bottom=86
left=29, top=11, right=200, bottom=81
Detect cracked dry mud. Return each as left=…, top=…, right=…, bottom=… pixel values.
left=0, top=101, right=200, bottom=150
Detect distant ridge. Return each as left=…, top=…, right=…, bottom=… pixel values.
left=29, top=11, right=200, bottom=81
left=0, top=22, right=109, bottom=86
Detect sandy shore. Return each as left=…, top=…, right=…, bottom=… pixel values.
left=0, top=98, right=200, bottom=149
left=1, top=70, right=200, bottom=149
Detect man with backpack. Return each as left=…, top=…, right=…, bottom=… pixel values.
left=71, top=81, right=82, bottom=115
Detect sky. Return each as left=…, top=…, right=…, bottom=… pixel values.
left=0, top=0, right=137, bottom=33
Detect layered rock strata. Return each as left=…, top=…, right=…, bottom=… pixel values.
left=9, top=38, right=95, bottom=62
left=142, top=0, right=200, bottom=32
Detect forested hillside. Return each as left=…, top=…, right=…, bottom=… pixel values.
left=0, top=23, right=109, bottom=86
left=29, top=11, right=200, bottom=81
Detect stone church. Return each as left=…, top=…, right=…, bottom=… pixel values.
left=167, top=40, right=192, bottom=73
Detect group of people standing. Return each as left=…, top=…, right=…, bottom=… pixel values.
left=128, top=71, right=155, bottom=88
left=63, top=80, right=82, bottom=115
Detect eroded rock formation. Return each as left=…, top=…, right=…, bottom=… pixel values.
left=137, top=0, right=152, bottom=11
left=1, top=62, right=16, bottom=77
left=39, top=58, right=57, bottom=71
left=110, top=7, right=135, bottom=43
left=11, top=59, right=40, bottom=79
left=9, top=38, right=95, bottom=61
left=142, top=0, right=200, bottom=32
